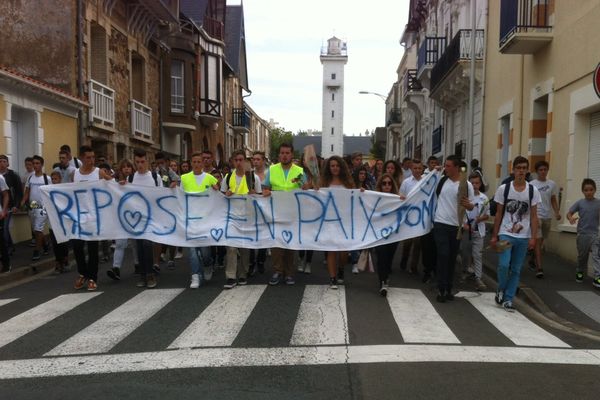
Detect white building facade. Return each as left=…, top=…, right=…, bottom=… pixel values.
left=320, top=37, right=347, bottom=158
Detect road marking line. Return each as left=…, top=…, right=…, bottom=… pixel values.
left=459, top=292, right=570, bottom=348
left=46, top=289, right=184, bottom=356
left=387, top=288, right=460, bottom=344
left=168, top=285, right=266, bottom=349
left=558, top=291, right=600, bottom=324
left=290, top=285, right=348, bottom=346
left=4, top=345, right=600, bottom=379
left=0, top=298, right=18, bottom=308
left=0, top=293, right=101, bottom=349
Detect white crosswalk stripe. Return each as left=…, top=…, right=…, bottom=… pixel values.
left=46, top=289, right=184, bottom=356
left=169, top=285, right=266, bottom=349
left=459, top=292, right=570, bottom=348
left=387, top=288, right=460, bottom=344
left=0, top=293, right=101, bottom=349
left=0, top=298, right=18, bottom=308
left=290, top=285, right=349, bottom=346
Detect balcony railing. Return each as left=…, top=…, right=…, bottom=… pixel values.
left=403, top=69, right=422, bottom=95
left=432, top=125, right=443, bottom=154
left=204, top=16, right=224, bottom=41
left=430, top=29, right=485, bottom=93
left=232, top=107, right=251, bottom=130
left=387, top=108, right=402, bottom=126
left=131, top=100, right=152, bottom=141
left=499, top=0, right=553, bottom=53
left=89, top=79, right=114, bottom=127
left=417, top=37, right=446, bottom=77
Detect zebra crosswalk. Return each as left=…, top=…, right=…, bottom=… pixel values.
left=0, top=284, right=598, bottom=379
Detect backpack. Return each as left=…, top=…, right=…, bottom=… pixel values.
left=435, top=175, right=449, bottom=197
left=225, top=171, right=255, bottom=193
left=493, top=181, right=534, bottom=220
left=128, top=171, right=160, bottom=187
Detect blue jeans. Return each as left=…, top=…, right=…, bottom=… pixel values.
left=497, top=234, right=529, bottom=302
left=189, top=247, right=212, bottom=278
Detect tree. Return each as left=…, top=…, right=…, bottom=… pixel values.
left=370, top=134, right=386, bottom=160
left=269, top=127, right=294, bottom=161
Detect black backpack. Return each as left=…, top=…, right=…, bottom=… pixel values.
left=27, top=173, right=49, bottom=186
left=128, top=171, right=160, bottom=187
left=492, top=181, right=534, bottom=219
left=224, top=171, right=255, bottom=192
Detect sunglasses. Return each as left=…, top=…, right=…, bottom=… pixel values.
left=382, top=181, right=393, bottom=186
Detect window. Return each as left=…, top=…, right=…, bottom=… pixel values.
left=331, top=93, right=335, bottom=101
left=171, top=60, right=184, bottom=113
left=331, top=110, right=334, bottom=118
left=331, top=73, right=336, bottom=80
left=331, top=127, right=334, bottom=135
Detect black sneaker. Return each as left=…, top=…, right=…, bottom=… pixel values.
left=379, top=281, right=388, bottom=297
left=576, top=272, right=584, bottom=283
left=502, top=301, right=516, bottom=312
left=43, top=244, right=49, bottom=255
left=224, top=278, right=237, bottom=289
left=445, top=292, right=455, bottom=301
left=337, top=267, right=345, bottom=284
left=32, top=251, right=41, bottom=261
left=152, top=264, right=160, bottom=274
left=495, top=289, right=504, bottom=305
left=106, top=267, right=121, bottom=281
left=422, top=271, right=431, bottom=284
left=1, top=265, right=12, bottom=273
left=329, top=277, right=338, bottom=290
left=238, top=277, right=247, bottom=286
left=436, top=293, right=446, bottom=303
left=535, top=269, right=544, bottom=279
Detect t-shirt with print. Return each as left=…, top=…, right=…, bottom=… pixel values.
left=530, top=179, right=558, bottom=219
left=494, top=181, right=541, bottom=239
left=568, top=198, right=600, bottom=235
left=434, top=179, right=475, bottom=226
left=0, top=175, right=9, bottom=213
left=26, top=173, right=50, bottom=206
left=132, top=171, right=161, bottom=187
left=464, top=192, right=489, bottom=237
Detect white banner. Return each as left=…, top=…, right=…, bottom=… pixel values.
left=40, top=171, right=441, bottom=250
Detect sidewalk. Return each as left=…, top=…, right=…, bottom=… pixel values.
left=0, top=240, right=65, bottom=287
left=482, top=246, right=600, bottom=335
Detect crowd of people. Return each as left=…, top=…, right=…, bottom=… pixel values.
left=0, top=142, right=598, bottom=313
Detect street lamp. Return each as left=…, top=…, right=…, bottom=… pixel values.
left=358, top=91, right=387, bottom=101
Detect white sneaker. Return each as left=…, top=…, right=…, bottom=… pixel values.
left=190, top=274, right=200, bottom=289
left=352, top=264, right=359, bottom=274
left=204, top=266, right=214, bottom=281
left=304, top=262, right=312, bottom=274
left=297, top=260, right=305, bottom=272
left=174, top=250, right=183, bottom=259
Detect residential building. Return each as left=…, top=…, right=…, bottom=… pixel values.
left=320, top=37, right=348, bottom=158
left=482, top=0, right=600, bottom=265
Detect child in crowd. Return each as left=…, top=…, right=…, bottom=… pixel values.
left=48, top=171, right=70, bottom=274
left=460, top=173, right=489, bottom=291
left=567, top=178, right=600, bottom=287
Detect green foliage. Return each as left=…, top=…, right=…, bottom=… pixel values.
left=269, top=127, right=294, bottom=161
left=370, top=134, right=386, bottom=160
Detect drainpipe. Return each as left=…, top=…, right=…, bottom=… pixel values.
left=77, top=0, right=85, bottom=147
left=159, top=55, right=164, bottom=152
left=467, top=0, right=476, bottom=163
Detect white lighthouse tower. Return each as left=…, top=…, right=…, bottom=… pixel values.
left=320, top=37, right=347, bottom=158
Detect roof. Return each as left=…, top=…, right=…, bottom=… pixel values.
left=0, top=65, right=88, bottom=107
left=179, top=0, right=209, bottom=26
left=293, top=135, right=373, bottom=158
left=224, top=5, right=249, bottom=90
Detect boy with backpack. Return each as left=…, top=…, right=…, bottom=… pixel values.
left=490, top=156, right=541, bottom=312
left=20, top=155, right=51, bottom=261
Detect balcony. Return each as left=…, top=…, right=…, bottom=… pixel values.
left=417, top=36, right=446, bottom=82
left=131, top=100, right=152, bottom=143
left=500, top=0, right=553, bottom=54
left=204, top=16, right=224, bottom=41
left=403, top=69, right=422, bottom=96
left=430, top=29, right=485, bottom=109
left=232, top=107, right=251, bottom=133
left=431, top=125, right=443, bottom=155
left=386, top=108, right=402, bottom=127
left=89, top=79, right=114, bottom=130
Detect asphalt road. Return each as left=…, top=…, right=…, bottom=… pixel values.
left=1, top=249, right=599, bottom=399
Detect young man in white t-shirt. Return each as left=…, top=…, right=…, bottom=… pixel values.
left=399, top=159, right=425, bottom=274
left=20, top=155, right=51, bottom=261
left=433, top=155, right=475, bottom=303
left=490, top=156, right=541, bottom=312
left=528, top=160, right=561, bottom=278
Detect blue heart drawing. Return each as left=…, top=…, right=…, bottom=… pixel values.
left=282, top=230, right=293, bottom=244
left=419, top=175, right=437, bottom=196
left=123, top=210, right=142, bottom=229
left=380, top=226, right=393, bottom=239
left=211, top=228, right=223, bottom=242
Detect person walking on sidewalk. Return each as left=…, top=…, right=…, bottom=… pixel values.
left=433, top=155, right=475, bottom=303
left=262, top=142, right=307, bottom=286
left=221, top=150, right=261, bottom=289
left=490, top=156, right=541, bottom=312
left=529, top=160, right=561, bottom=278
left=20, top=155, right=51, bottom=262
left=460, top=173, right=489, bottom=291
left=374, top=173, right=400, bottom=296
left=567, top=178, right=600, bottom=288
left=181, top=151, right=220, bottom=289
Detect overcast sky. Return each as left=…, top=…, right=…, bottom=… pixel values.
left=228, top=0, right=409, bottom=135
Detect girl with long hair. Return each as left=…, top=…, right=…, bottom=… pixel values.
left=384, top=159, right=402, bottom=187
left=374, top=173, right=400, bottom=296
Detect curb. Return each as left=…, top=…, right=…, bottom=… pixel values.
left=0, top=258, right=59, bottom=291
left=481, top=260, right=600, bottom=342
